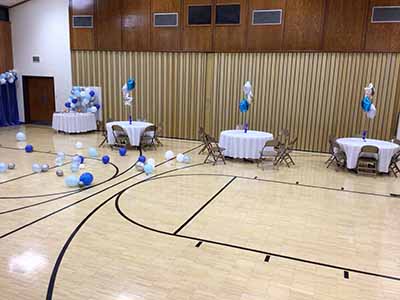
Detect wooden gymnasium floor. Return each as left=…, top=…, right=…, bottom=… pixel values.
left=1, top=125, right=400, bottom=300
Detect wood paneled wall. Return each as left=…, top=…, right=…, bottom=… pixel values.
left=72, top=51, right=207, bottom=139
left=72, top=50, right=400, bottom=152
left=0, top=21, right=13, bottom=73
left=70, top=0, right=400, bottom=52
left=70, top=0, right=95, bottom=50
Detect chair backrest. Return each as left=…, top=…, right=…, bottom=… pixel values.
left=112, top=125, right=126, bottom=136
left=328, top=136, right=337, bottom=154
left=393, top=139, right=400, bottom=145
left=199, top=127, right=205, bottom=139
left=156, top=123, right=163, bottom=136
left=142, top=125, right=156, bottom=136
left=264, top=139, right=279, bottom=148
left=360, top=145, right=379, bottom=154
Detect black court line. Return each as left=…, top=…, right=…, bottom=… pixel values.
left=344, top=271, right=349, bottom=279
left=0, top=145, right=121, bottom=199
left=264, top=255, right=270, bottom=262
left=142, top=172, right=396, bottom=200
left=45, top=160, right=204, bottom=300
left=195, top=241, right=203, bottom=248
left=0, top=161, right=72, bottom=185
left=0, top=145, right=203, bottom=239
left=173, top=176, right=236, bottom=235
left=114, top=174, right=400, bottom=283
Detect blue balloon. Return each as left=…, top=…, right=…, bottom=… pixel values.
left=361, top=96, right=372, bottom=112
left=65, top=102, right=71, bottom=108
left=79, top=155, right=85, bottom=164
left=138, top=155, right=146, bottom=163
left=89, top=90, right=95, bottom=97
left=127, top=79, right=135, bottom=91
left=119, top=147, right=127, bottom=156
left=79, top=172, right=94, bottom=186
left=102, top=155, right=110, bottom=164
left=95, top=104, right=100, bottom=110
left=0, top=162, right=7, bottom=173
left=88, top=147, right=98, bottom=158
left=239, top=99, right=249, bottom=113
left=25, top=144, right=33, bottom=153
left=71, top=98, right=78, bottom=104
left=65, top=175, right=79, bottom=187
left=144, top=163, right=154, bottom=175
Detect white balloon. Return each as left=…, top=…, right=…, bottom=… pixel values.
left=176, top=153, right=185, bottom=163
left=147, top=158, right=156, bottom=166
left=90, top=106, right=97, bottom=113
left=165, top=150, right=174, bottom=160
left=367, top=104, right=377, bottom=119
left=16, top=132, right=26, bottom=141
left=0, top=78, right=6, bottom=85
left=243, top=81, right=252, bottom=96
left=75, top=141, right=83, bottom=149
left=136, top=162, right=145, bottom=171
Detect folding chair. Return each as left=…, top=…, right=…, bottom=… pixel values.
left=154, top=123, right=163, bottom=146
left=140, top=125, right=157, bottom=150
left=393, top=139, right=400, bottom=146
left=390, top=151, right=400, bottom=177
left=258, top=139, right=281, bottom=170
left=111, top=125, right=130, bottom=149
left=204, top=134, right=226, bottom=165
left=98, top=118, right=114, bottom=147
left=278, top=137, right=297, bottom=167
left=278, top=128, right=290, bottom=146
left=326, top=141, right=346, bottom=169
left=198, top=127, right=208, bottom=154
left=357, top=145, right=379, bottom=176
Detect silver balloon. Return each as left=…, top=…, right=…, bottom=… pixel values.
left=41, top=164, right=50, bottom=172
left=136, top=162, right=145, bottom=171
left=8, top=163, right=16, bottom=170
left=78, top=181, right=85, bottom=188
left=56, top=169, right=64, bottom=177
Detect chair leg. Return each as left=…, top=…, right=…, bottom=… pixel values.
left=198, top=143, right=208, bottom=154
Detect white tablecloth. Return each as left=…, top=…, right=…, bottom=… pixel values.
left=52, top=112, right=97, bottom=133
left=219, top=130, right=274, bottom=159
left=337, top=138, right=400, bottom=173
left=106, top=121, right=153, bottom=146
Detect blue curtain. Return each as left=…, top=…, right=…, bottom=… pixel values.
left=0, top=82, right=20, bottom=126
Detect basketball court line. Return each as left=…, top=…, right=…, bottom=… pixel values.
left=0, top=145, right=203, bottom=239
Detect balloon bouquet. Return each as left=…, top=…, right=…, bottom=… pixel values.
left=65, top=87, right=100, bottom=113
left=122, top=78, right=136, bottom=124
left=239, top=81, right=254, bottom=133
left=0, top=70, right=18, bottom=85
left=360, top=83, right=377, bottom=140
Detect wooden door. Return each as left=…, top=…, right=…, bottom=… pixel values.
left=23, top=76, right=55, bottom=124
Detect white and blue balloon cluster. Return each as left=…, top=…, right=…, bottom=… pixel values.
left=122, top=78, right=136, bottom=106
left=239, top=81, right=253, bottom=113
left=0, top=70, right=18, bottom=85
left=65, top=87, right=100, bottom=113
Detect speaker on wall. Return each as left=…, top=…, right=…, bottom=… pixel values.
left=72, top=15, right=94, bottom=28
left=216, top=4, right=241, bottom=25
left=188, top=5, right=212, bottom=25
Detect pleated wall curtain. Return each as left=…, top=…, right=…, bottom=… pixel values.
left=0, top=82, right=19, bottom=126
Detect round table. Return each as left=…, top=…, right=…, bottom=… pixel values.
left=336, top=138, right=400, bottom=173
left=106, top=121, right=153, bottom=146
left=52, top=112, right=97, bottom=133
left=219, top=130, right=274, bottom=159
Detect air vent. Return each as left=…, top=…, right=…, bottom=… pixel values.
left=252, top=9, right=282, bottom=25
left=188, top=5, right=212, bottom=25
left=154, top=13, right=179, bottom=27
left=372, top=6, right=400, bottom=23
left=216, top=4, right=241, bottom=25
left=72, top=15, right=93, bottom=28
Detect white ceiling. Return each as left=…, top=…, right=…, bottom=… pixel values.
left=0, top=0, right=27, bottom=7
